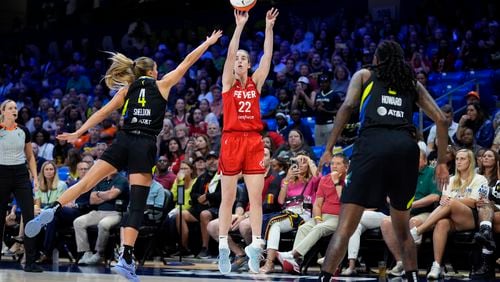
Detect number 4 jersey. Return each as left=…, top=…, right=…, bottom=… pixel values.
left=121, top=76, right=167, bottom=136
left=222, top=77, right=263, bottom=132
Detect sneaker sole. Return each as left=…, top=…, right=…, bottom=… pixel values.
left=112, top=265, right=139, bottom=282
left=244, top=246, right=261, bottom=274
left=25, top=209, right=55, bottom=238
left=218, top=248, right=231, bottom=274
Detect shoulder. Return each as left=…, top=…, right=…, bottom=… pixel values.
left=472, top=174, right=488, bottom=185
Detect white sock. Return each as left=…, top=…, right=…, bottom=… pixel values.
left=480, top=221, right=492, bottom=228
left=219, top=236, right=228, bottom=249
left=251, top=236, right=263, bottom=248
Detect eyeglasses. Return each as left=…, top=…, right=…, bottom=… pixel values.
left=158, top=159, right=168, bottom=163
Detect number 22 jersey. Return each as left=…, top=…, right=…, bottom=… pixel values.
left=222, top=77, right=263, bottom=132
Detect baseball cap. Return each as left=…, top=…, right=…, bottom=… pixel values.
left=297, top=76, right=310, bottom=84
left=207, top=150, right=218, bottom=159
left=275, top=112, right=286, bottom=119
left=466, top=91, right=480, bottom=100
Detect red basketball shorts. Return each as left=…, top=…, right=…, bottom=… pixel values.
left=219, top=131, right=265, bottom=176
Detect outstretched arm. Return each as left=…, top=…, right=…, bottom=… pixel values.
left=252, top=8, right=279, bottom=91
left=57, top=88, right=127, bottom=142
left=222, top=10, right=249, bottom=92
left=319, top=69, right=367, bottom=168
left=158, top=30, right=222, bottom=99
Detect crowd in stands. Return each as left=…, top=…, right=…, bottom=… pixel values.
left=1, top=0, right=500, bottom=277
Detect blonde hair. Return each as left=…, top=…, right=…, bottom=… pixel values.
left=0, top=99, right=15, bottom=124
left=451, top=149, right=476, bottom=193
left=38, top=160, right=61, bottom=193
left=104, top=52, right=155, bottom=90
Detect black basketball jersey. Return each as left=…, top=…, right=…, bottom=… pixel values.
left=358, top=71, right=416, bottom=133
left=314, top=89, right=341, bottom=124
left=121, top=76, right=167, bottom=136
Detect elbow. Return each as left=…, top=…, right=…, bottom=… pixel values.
left=435, top=115, right=447, bottom=128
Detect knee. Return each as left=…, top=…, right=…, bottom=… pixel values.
left=434, top=219, right=451, bottom=233
left=207, top=220, right=218, bottom=238
left=380, top=218, right=392, bottom=233
left=409, top=218, right=422, bottom=228
left=97, top=221, right=111, bottom=232
left=73, top=217, right=85, bottom=229
left=200, top=210, right=212, bottom=223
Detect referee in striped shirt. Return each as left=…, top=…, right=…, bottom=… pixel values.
left=0, top=99, right=42, bottom=272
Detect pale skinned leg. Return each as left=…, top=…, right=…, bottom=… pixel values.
left=219, top=175, right=238, bottom=238
left=243, top=174, right=264, bottom=241
left=200, top=210, right=214, bottom=249
left=176, top=210, right=198, bottom=249
left=416, top=205, right=451, bottom=234
left=432, top=219, right=451, bottom=265
left=207, top=217, right=245, bottom=256
left=58, top=160, right=117, bottom=205
left=238, top=218, right=252, bottom=244
left=433, top=200, right=475, bottom=265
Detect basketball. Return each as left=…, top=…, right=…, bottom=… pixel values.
left=230, top=0, right=257, bottom=11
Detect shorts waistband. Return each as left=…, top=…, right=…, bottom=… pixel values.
left=222, top=131, right=261, bottom=137
left=125, top=130, right=157, bottom=138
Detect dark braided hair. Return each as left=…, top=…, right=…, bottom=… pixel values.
left=371, top=40, right=416, bottom=96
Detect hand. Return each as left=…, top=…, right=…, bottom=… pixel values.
left=287, top=164, right=299, bottom=178
left=459, top=114, right=469, bottom=125
left=265, top=8, right=279, bottom=28
left=32, top=179, right=39, bottom=191
left=435, top=163, right=449, bottom=191
left=206, top=30, right=223, bottom=45
left=439, top=195, right=451, bottom=206
left=319, top=151, right=333, bottom=169
left=7, top=212, right=16, bottom=221
left=230, top=215, right=244, bottom=231
left=198, top=194, right=207, bottom=204
left=330, top=170, right=340, bottom=183
left=234, top=10, right=249, bottom=26
left=57, top=132, right=81, bottom=143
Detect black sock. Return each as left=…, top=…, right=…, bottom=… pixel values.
left=123, top=245, right=134, bottom=264
left=319, top=271, right=333, bottom=281
left=50, top=201, right=62, bottom=212
left=405, top=270, right=418, bottom=282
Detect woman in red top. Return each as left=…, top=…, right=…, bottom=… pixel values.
left=217, top=8, right=279, bottom=274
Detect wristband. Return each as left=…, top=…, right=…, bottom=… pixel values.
left=314, top=215, right=322, bottom=220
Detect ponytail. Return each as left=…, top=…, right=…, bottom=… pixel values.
left=104, top=52, right=156, bottom=90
